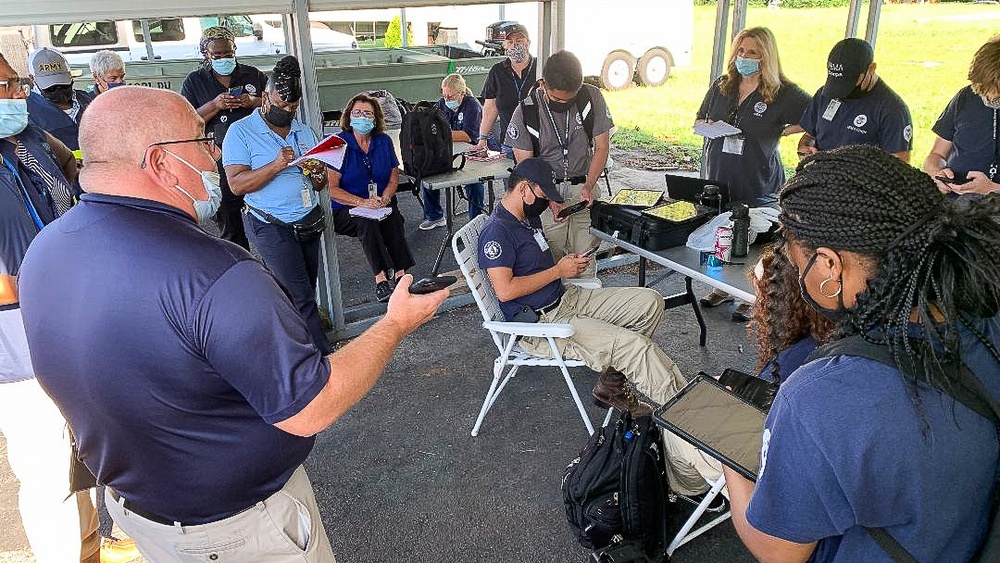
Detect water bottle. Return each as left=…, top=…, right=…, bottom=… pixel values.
left=731, top=204, right=751, bottom=258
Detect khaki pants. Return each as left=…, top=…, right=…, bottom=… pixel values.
left=107, top=466, right=336, bottom=562
left=542, top=183, right=600, bottom=279
left=519, top=285, right=718, bottom=497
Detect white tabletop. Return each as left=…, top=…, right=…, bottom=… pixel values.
left=384, top=128, right=509, bottom=191
left=591, top=228, right=758, bottom=303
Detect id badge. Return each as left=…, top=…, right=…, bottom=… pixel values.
left=368, top=181, right=378, bottom=198
left=822, top=99, right=841, bottom=121
left=722, top=135, right=745, bottom=155
left=300, top=186, right=312, bottom=208
left=533, top=230, right=549, bottom=251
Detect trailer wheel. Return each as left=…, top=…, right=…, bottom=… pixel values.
left=637, top=48, right=672, bottom=87
left=600, top=51, right=635, bottom=91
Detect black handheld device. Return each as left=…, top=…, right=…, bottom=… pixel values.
left=580, top=244, right=600, bottom=258
left=409, top=275, right=457, bottom=295
left=229, top=86, right=245, bottom=97
left=557, top=200, right=589, bottom=219
left=935, top=174, right=970, bottom=185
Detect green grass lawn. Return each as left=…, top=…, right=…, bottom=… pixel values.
left=605, top=2, right=1000, bottom=172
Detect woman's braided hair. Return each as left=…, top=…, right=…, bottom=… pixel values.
left=749, top=241, right=834, bottom=382
left=778, top=144, right=1000, bottom=391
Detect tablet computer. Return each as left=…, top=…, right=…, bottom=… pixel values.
left=653, top=375, right=767, bottom=481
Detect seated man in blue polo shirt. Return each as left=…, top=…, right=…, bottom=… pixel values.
left=478, top=158, right=686, bottom=416
left=18, top=85, right=449, bottom=561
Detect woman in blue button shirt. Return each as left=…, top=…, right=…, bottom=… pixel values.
left=419, top=73, right=485, bottom=231
left=223, top=56, right=332, bottom=354
left=330, top=93, right=415, bottom=303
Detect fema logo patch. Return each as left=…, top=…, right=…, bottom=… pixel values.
left=220, top=115, right=228, bottom=123
left=575, top=113, right=583, bottom=125
left=458, top=113, right=464, bottom=123
left=759, top=427, right=771, bottom=477
left=903, top=124, right=913, bottom=142
left=245, top=84, right=257, bottom=95
left=754, top=101, right=767, bottom=114
left=507, top=123, right=519, bottom=140
left=430, top=124, right=439, bottom=136
left=484, top=241, right=502, bottom=260
left=853, top=114, right=868, bottom=128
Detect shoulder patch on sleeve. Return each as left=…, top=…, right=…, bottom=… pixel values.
left=483, top=240, right=503, bottom=260
left=506, top=123, right=519, bottom=141
left=903, top=124, right=913, bottom=142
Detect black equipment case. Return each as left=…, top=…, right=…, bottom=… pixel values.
left=590, top=199, right=715, bottom=252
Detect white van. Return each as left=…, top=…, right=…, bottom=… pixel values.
left=32, top=15, right=355, bottom=66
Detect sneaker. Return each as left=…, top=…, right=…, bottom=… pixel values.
left=731, top=302, right=752, bottom=323
left=418, top=217, right=447, bottom=231
left=101, top=537, right=141, bottom=563
left=672, top=491, right=729, bottom=513
left=699, top=289, right=733, bottom=308
left=375, top=280, right=393, bottom=303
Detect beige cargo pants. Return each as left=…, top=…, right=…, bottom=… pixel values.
left=542, top=183, right=600, bottom=279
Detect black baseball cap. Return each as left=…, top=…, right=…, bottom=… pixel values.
left=511, top=158, right=563, bottom=202
left=824, top=38, right=874, bottom=99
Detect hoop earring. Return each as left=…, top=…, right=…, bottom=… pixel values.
left=819, top=277, right=842, bottom=299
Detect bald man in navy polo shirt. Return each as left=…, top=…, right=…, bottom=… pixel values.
left=18, top=86, right=448, bottom=561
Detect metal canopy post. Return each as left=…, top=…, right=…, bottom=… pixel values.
left=864, top=0, right=883, bottom=49
left=731, top=0, right=747, bottom=42
left=139, top=20, right=156, bottom=61
left=289, top=0, right=346, bottom=334
left=708, top=0, right=731, bottom=85
left=401, top=8, right=408, bottom=47
left=554, top=0, right=566, bottom=53
left=538, top=1, right=553, bottom=64
left=845, top=0, right=863, bottom=38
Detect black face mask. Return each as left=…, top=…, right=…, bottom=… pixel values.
left=842, top=73, right=871, bottom=100
left=547, top=97, right=574, bottom=113
left=522, top=187, right=550, bottom=218
left=41, top=84, right=74, bottom=106
left=798, top=252, right=849, bottom=322
left=262, top=104, right=294, bottom=128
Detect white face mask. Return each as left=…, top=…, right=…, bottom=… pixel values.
left=163, top=149, right=222, bottom=222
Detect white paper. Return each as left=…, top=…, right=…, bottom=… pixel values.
left=694, top=121, right=742, bottom=139
left=290, top=146, right=346, bottom=170
left=349, top=206, right=393, bottom=221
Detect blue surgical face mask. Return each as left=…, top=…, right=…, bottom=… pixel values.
left=0, top=99, right=28, bottom=138
left=735, top=56, right=761, bottom=77
left=211, top=57, right=237, bottom=76
left=163, top=150, right=222, bottom=222
left=444, top=99, right=461, bottom=110
left=351, top=116, right=375, bottom=135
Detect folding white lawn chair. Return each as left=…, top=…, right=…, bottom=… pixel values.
left=452, top=215, right=613, bottom=436
left=666, top=474, right=731, bottom=556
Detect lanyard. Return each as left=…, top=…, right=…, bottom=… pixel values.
left=991, top=108, right=998, bottom=180
left=361, top=153, right=375, bottom=184
left=2, top=154, right=44, bottom=230
left=510, top=58, right=534, bottom=102
left=542, top=95, right=573, bottom=178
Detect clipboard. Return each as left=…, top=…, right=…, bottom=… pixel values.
left=653, top=375, right=767, bottom=481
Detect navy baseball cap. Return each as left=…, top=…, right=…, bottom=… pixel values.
left=824, top=38, right=874, bottom=99
left=512, top=158, right=562, bottom=202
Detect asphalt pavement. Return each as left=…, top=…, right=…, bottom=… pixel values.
left=0, top=166, right=759, bottom=562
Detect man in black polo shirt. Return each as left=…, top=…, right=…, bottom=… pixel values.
left=181, top=26, right=268, bottom=250
left=18, top=86, right=449, bottom=561
left=473, top=23, right=537, bottom=157
left=798, top=38, right=913, bottom=162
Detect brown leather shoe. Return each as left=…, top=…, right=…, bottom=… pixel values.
left=592, top=369, right=629, bottom=411
left=699, top=289, right=733, bottom=308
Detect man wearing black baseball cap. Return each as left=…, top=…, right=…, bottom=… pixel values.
left=798, top=37, right=913, bottom=162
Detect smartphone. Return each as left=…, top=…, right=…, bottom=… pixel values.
left=935, top=174, right=970, bottom=185
left=556, top=200, right=588, bottom=219
left=409, top=275, right=457, bottom=295
left=581, top=244, right=600, bottom=258
left=229, top=86, right=245, bottom=97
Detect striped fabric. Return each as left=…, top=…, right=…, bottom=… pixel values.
left=15, top=139, right=73, bottom=216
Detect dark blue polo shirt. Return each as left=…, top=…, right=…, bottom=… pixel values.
left=436, top=95, right=482, bottom=143
left=180, top=62, right=269, bottom=142
left=331, top=130, right=398, bottom=210
left=18, top=193, right=330, bottom=524
left=481, top=57, right=537, bottom=145
left=932, top=86, right=998, bottom=178
left=478, top=203, right=564, bottom=320
left=0, top=130, right=58, bottom=281
left=801, top=79, right=912, bottom=155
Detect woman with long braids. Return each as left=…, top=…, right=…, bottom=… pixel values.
left=726, top=145, right=1000, bottom=562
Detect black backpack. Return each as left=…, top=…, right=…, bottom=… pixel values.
left=562, top=411, right=669, bottom=561
left=808, top=335, right=1000, bottom=563
left=520, top=83, right=598, bottom=156
left=400, top=101, right=465, bottom=187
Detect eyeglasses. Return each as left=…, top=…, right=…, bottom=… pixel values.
left=350, top=109, right=375, bottom=118
left=0, top=77, right=31, bottom=98
left=140, top=133, right=217, bottom=168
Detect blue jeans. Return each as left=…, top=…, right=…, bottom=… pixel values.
left=243, top=211, right=332, bottom=355
left=422, top=182, right=486, bottom=221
